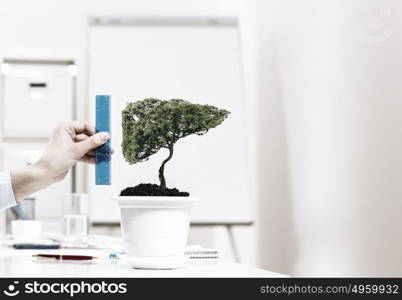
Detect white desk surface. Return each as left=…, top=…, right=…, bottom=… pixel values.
left=0, top=245, right=287, bottom=278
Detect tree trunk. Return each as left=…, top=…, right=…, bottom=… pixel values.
left=159, top=146, right=174, bottom=189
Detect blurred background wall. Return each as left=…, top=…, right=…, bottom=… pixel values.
left=1, top=0, right=402, bottom=276
left=257, top=0, right=402, bottom=276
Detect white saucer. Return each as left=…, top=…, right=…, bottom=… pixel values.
left=125, top=256, right=187, bottom=270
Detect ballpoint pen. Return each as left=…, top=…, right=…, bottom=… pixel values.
left=33, top=254, right=97, bottom=261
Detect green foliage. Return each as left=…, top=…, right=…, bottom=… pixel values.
left=121, top=98, right=230, bottom=188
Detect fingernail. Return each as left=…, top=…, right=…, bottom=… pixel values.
left=100, top=132, right=109, bottom=141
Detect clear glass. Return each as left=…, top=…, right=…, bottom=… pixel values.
left=63, top=194, right=89, bottom=248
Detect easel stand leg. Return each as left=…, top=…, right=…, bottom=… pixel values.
left=226, top=224, right=240, bottom=263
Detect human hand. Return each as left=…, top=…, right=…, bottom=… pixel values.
left=36, top=121, right=110, bottom=183
left=11, top=121, right=109, bottom=201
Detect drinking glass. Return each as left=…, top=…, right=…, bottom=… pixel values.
left=63, top=193, right=89, bottom=248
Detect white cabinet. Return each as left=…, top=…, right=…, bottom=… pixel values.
left=1, top=60, right=75, bottom=138
left=0, top=59, right=76, bottom=218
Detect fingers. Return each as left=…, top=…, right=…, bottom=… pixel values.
left=74, top=132, right=109, bottom=157
left=75, top=133, right=92, bottom=143
left=79, top=155, right=96, bottom=164
left=79, top=148, right=114, bottom=164
left=64, top=120, right=96, bottom=136
left=75, top=133, right=114, bottom=159
left=54, top=121, right=96, bottom=142
left=85, top=148, right=114, bottom=156
left=75, top=134, right=95, bottom=156
left=72, top=120, right=96, bottom=135
left=86, top=149, right=96, bottom=157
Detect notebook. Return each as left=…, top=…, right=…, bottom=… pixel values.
left=185, top=245, right=219, bottom=259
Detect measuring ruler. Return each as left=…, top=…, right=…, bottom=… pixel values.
left=95, top=95, right=111, bottom=185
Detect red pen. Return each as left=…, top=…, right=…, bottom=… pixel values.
left=33, top=254, right=97, bottom=261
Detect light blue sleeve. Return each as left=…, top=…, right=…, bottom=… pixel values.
left=0, top=171, right=17, bottom=210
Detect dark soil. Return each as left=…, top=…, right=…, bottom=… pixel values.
left=119, top=183, right=190, bottom=197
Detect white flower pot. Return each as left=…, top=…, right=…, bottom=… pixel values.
left=115, top=196, right=198, bottom=269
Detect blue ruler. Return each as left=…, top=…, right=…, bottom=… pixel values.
left=95, top=95, right=111, bottom=185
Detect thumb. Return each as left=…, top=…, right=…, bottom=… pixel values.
left=75, top=132, right=109, bottom=156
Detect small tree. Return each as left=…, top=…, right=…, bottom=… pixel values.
left=122, top=98, right=230, bottom=189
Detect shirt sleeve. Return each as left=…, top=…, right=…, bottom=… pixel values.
left=0, top=171, right=17, bottom=210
